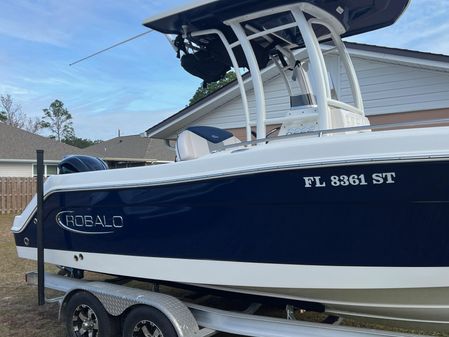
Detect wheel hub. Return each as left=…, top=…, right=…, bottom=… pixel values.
left=133, top=320, right=163, bottom=337
left=82, top=320, right=94, bottom=330
left=72, top=304, right=99, bottom=337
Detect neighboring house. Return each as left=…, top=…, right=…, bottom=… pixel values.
left=144, top=42, right=449, bottom=140
left=85, top=135, right=175, bottom=169
left=0, top=123, right=85, bottom=177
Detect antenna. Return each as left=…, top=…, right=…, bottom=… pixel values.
left=69, top=29, right=154, bottom=66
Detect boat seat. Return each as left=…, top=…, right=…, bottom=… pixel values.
left=176, top=126, right=240, bottom=161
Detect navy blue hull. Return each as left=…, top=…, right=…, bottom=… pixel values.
left=14, top=160, right=449, bottom=267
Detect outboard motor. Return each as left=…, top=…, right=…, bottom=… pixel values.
left=58, top=155, right=108, bottom=174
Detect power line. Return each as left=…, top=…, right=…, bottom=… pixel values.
left=69, top=29, right=154, bottom=66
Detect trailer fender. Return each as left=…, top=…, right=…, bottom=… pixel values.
left=60, top=281, right=199, bottom=337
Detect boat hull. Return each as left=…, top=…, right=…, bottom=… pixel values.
left=12, top=158, right=449, bottom=326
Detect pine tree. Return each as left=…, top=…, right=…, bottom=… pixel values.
left=41, top=100, right=75, bottom=141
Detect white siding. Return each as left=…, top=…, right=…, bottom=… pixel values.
left=0, top=163, right=32, bottom=177
left=194, top=74, right=291, bottom=129
left=340, top=57, right=449, bottom=115
left=192, top=56, right=449, bottom=129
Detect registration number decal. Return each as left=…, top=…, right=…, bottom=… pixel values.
left=303, top=172, right=396, bottom=188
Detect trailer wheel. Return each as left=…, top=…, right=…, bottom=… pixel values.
left=123, top=306, right=177, bottom=337
left=64, top=291, right=118, bottom=337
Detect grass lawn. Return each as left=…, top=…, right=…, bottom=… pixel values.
left=0, top=214, right=64, bottom=337
left=0, top=213, right=447, bottom=337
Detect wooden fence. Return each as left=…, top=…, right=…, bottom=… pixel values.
left=0, top=177, right=36, bottom=215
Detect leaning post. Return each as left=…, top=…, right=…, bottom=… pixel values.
left=36, top=149, right=45, bottom=305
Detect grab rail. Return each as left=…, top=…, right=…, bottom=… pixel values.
left=222, top=117, right=449, bottom=150
left=328, top=99, right=364, bottom=116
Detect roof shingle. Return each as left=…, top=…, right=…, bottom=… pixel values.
left=84, top=135, right=175, bottom=162
left=0, top=122, right=85, bottom=161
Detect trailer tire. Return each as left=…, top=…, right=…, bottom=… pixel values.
left=123, top=305, right=177, bottom=337
left=64, top=291, right=119, bottom=337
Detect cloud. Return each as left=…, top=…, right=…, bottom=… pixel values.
left=73, top=108, right=177, bottom=140
left=0, top=0, right=163, bottom=47
left=22, top=77, right=72, bottom=86
left=0, top=84, right=33, bottom=96
left=0, top=0, right=83, bottom=46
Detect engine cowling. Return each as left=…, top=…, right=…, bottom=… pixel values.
left=58, top=155, right=108, bottom=174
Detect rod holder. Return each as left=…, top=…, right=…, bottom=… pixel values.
left=36, top=149, right=45, bottom=305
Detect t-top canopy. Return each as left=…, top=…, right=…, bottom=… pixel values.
left=143, top=0, right=409, bottom=81
left=144, top=0, right=410, bottom=39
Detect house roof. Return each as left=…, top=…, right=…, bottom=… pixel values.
left=345, top=42, right=449, bottom=65
left=0, top=122, right=85, bottom=162
left=84, top=135, right=175, bottom=162
left=144, top=42, right=449, bottom=139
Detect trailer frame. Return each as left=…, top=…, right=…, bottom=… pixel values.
left=25, top=271, right=431, bottom=337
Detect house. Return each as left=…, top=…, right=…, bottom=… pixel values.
left=0, top=124, right=174, bottom=177
left=144, top=42, right=449, bottom=140
left=84, top=135, right=175, bottom=169
left=0, top=122, right=85, bottom=177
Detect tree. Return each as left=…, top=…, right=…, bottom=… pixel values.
left=41, top=100, right=75, bottom=141
left=63, top=136, right=102, bottom=148
left=23, top=116, right=42, bottom=134
left=189, top=71, right=236, bottom=106
left=0, top=94, right=41, bottom=133
left=0, top=94, right=22, bottom=124
left=0, top=105, right=5, bottom=122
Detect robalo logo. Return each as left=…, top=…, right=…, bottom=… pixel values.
left=55, top=211, right=124, bottom=234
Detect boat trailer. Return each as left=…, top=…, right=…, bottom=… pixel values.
left=26, top=271, right=429, bottom=337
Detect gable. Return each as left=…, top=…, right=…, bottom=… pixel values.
left=185, top=55, right=449, bottom=138
left=145, top=43, right=449, bottom=140
left=192, top=73, right=288, bottom=132
left=341, top=57, right=449, bottom=115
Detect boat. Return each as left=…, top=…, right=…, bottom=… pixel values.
left=12, top=0, right=449, bottom=330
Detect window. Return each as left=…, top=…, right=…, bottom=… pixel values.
left=46, top=165, right=58, bottom=175
left=32, top=164, right=59, bottom=177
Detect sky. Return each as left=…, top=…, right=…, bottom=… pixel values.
left=0, top=0, right=448, bottom=140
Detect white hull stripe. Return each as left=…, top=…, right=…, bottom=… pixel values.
left=17, top=246, right=449, bottom=290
